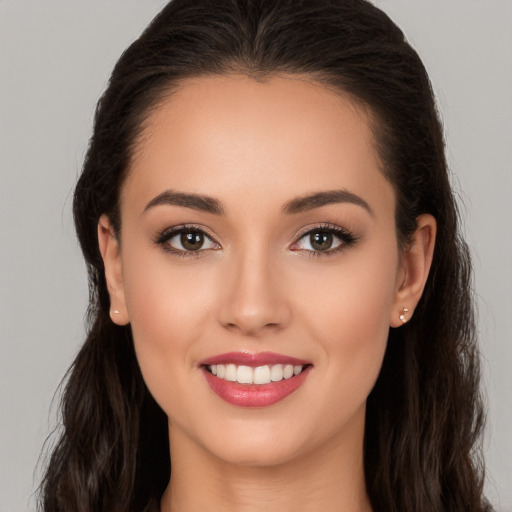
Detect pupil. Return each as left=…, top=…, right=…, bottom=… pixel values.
left=311, top=231, right=333, bottom=251
left=181, top=231, right=204, bottom=250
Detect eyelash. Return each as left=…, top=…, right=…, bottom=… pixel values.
left=154, top=224, right=220, bottom=258
left=154, top=223, right=359, bottom=258
left=290, top=223, right=359, bottom=257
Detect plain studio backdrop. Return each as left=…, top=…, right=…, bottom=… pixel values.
left=0, top=1, right=510, bottom=510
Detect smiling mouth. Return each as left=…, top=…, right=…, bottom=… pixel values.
left=205, top=363, right=307, bottom=385
left=200, top=353, right=312, bottom=407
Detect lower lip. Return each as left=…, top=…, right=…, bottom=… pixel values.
left=202, top=366, right=311, bottom=407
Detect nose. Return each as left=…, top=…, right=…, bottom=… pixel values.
left=217, top=249, right=291, bottom=338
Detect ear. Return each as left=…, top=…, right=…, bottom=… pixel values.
left=97, top=214, right=130, bottom=325
left=390, top=214, right=436, bottom=327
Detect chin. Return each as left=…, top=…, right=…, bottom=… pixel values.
left=173, top=410, right=316, bottom=468
left=207, top=435, right=309, bottom=468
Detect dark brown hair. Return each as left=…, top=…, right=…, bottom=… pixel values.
left=39, top=1, right=490, bottom=511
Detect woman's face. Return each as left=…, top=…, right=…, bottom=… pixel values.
left=104, top=75, right=410, bottom=467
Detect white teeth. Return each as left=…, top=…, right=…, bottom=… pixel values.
left=225, top=364, right=237, bottom=382
left=283, top=364, right=294, bottom=379
left=236, top=365, right=253, bottom=384
left=208, top=363, right=305, bottom=384
left=253, top=365, right=271, bottom=384
left=270, top=364, right=284, bottom=381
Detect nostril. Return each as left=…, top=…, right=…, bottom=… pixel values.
left=217, top=273, right=291, bottom=336
left=222, top=320, right=285, bottom=338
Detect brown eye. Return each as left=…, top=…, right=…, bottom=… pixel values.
left=309, top=231, right=333, bottom=251
left=157, top=227, right=219, bottom=254
left=290, top=225, right=357, bottom=255
left=180, top=231, right=204, bottom=251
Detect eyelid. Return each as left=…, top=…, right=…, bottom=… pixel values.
left=289, top=223, right=358, bottom=254
left=154, top=224, right=221, bottom=255
left=154, top=222, right=357, bottom=257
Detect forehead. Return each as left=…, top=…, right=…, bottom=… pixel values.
left=123, top=74, right=392, bottom=216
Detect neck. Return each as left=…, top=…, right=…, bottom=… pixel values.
left=160, top=415, right=372, bottom=512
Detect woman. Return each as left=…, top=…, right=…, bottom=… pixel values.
left=39, top=0, right=491, bottom=511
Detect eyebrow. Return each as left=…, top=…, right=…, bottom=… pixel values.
left=143, top=190, right=225, bottom=215
left=143, top=188, right=373, bottom=217
left=282, top=189, right=373, bottom=216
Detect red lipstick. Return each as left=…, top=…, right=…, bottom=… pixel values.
left=200, top=351, right=312, bottom=407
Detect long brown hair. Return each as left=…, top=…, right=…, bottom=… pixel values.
left=39, top=1, right=490, bottom=511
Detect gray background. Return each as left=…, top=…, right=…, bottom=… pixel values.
left=1, top=1, right=510, bottom=510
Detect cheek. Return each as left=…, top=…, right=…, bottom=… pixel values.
left=296, top=241, right=399, bottom=397
left=300, top=241, right=398, bottom=339
left=120, top=247, right=215, bottom=404
left=123, top=240, right=213, bottom=336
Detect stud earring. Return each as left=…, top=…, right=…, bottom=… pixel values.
left=113, top=310, right=120, bottom=315
left=399, top=307, right=409, bottom=324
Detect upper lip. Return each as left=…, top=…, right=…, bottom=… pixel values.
left=200, top=351, right=311, bottom=367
